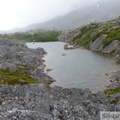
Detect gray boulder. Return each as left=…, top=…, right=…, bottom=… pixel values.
left=96, top=91, right=107, bottom=104
left=58, top=28, right=80, bottom=43
left=5, top=49, right=17, bottom=59
left=23, top=55, right=39, bottom=67
left=31, top=69, right=55, bottom=84
left=115, top=104, right=120, bottom=111
left=109, top=93, right=120, bottom=105
left=110, top=71, right=120, bottom=82
left=0, top=110, right=53, bottom=120
left=90, top=35, right=106, bottom=51
left=115, top=47, right=120, bottom=55
left=0, top=62, right=17, bottom=72
left=0, top=46, right=6, bottom=57
left=64, top=43, right=75, bottom=49
left=32, top=47, right=47, bottom=55
left=102, top=40, right=120, bottom=54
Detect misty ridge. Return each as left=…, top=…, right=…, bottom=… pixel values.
left=0, top=0, right=120, bottom=33
left=15, top=0, right=120, bottom=32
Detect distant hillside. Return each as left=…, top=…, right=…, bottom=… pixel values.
left=24, top=0, right=120, bottom=31
left=58, top=17, right=120, bottom=55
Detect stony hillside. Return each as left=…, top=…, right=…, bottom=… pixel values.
left=0, top=37, right=119, bottom=119
left=58, top=17, right=120, bottom=55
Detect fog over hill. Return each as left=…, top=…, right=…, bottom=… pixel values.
left=21, top=0, right=120, bottom=31
left=2, top=0, right=120, bottom=33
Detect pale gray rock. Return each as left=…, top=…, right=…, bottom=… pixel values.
left=115, top=104, right=120, bottom=111
left=31, top=69, right=55, bottom=84
left=64, top=43, right=75, bottom=49
left=115, top=47, right=120, bottom=55
left=102, top=40, right=120, bottom=54
left=90, top=35, right=106, bottom=51
left=0, top=62, right=17, bottom=72
left=96, top=91, right=107, bottom=104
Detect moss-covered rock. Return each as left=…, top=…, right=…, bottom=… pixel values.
left=0, top=69, right=39, bottom=85
left=104, top=87, right=120, bottom=95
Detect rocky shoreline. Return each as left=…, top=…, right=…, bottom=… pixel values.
left=0, top=38, right=120, bottom=120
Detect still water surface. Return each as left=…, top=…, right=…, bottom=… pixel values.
left=26, top=42, right=120, bottom=92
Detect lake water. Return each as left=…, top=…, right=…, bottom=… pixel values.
left=26, top=42, right=120, bottom=92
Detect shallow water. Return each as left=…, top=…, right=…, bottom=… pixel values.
left=26, top=42, right=120, bottom=92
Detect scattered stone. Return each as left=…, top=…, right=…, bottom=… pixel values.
left=89, top=35, right=106, bottom=51
left=61, top=53, right=66, bottom=56
left=46, top=68, right=53, bottom=72
left=102, top=40, right=120, bottom=54
left=64, top=43, right=75, bottom=49
left=105, top=73, right=108, bottom=76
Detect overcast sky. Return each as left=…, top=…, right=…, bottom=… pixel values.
left=0, top=0, right=100, bottom=30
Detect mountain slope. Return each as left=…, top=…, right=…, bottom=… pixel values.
left=25, top=0, right=120, bottom=30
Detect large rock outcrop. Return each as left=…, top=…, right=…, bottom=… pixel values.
left=58, top=28, right=80, bottom=43
left=0, top=84, right=119, bottom=120
left=102, top=40, right=120, bottom=54
left=89, top=35, right=106, bottom=52
left=0, top=38, right=54, bottom=84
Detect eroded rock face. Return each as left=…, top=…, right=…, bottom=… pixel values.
left=0, top=62, right=17, bottom=72
left=89, top=35, right=106, bottom=51
left=58, top=28, right=80, bottom=43
left=0, top=38, right=53, bottom=84
left=31, top=69, right=55, bottom=84
left=102, top=40, right=120, bottom=54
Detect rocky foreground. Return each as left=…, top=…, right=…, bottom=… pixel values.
left=0, top=38, right=119, bottom=120
left=0, top=84, right=120, bottom=120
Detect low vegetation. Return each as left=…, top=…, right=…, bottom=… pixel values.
left=110, top=99, right=119, bottom=104
left=103, top=27, right=120, bottom=46
left=72, top=17, right=120, bottom=48
left=44, top=83, right=51, bottom=90
left=0, top=69, right=39, bottom=85
left=104, top=87, right=120, bottom=95
left=15, top=63, right=35, bottom=71
left=0, top=30, right=60, bottom=42
left=73, top=23, right=99, bottom=48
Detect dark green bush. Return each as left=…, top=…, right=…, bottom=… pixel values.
left=0, top=30, right=60, bottom=42
left=103, top=27, right=120, bottom=46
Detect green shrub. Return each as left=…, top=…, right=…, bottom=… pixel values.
left=0, top=100, right=2, bottom=105
left=110, top=99, right=119, bottom=104
left=73, top=24, right=99, bottom=48
left=103, top=27, right=120, bottom=46
left=104, top=87, right=120, bottom=95
left=0, top=30, right=60, bottom=42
